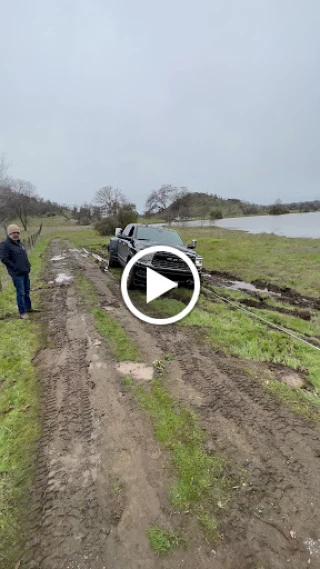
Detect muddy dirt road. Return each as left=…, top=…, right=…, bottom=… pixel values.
left=23, top=240, right=320, bottom=569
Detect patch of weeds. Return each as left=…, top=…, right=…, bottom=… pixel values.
left=152, top=354, right=174, bottom=377
left=163, top=352, right=174, bottom=362
left=148, top=525, right=185, bottom=554
left=135, top=380, right=234, bottom=542
left=197, top=508, right=219, bottom=541
left=76, top=275, right=142, bottom=362
left=109, top=267, right=122, bottom=281
left=152, top=359, right=166, bottom=375
left=121, top=375, right=133, bottom=387
left=113, top=479, right=122, bottom=494
left=263, top=379, right=320, bottom=423
left=92, top=307, right=142, bottom=361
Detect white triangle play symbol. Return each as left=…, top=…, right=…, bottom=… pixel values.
left=146, top=268, right=178, bottom=303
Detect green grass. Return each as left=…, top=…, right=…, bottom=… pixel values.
left=177, top=226, right=320, bottom=298
left=197, top=508, right=219, bottom=541
left=144, top=294, right=320, bottom=391
left=135, top=374, right=233, bottom=541
left=76, top=275, right=142, bottom=361
left=121, top=375, right=134, bottom=386
left=64, top=228, right=108, bottom=252
left=138, top=216, right=166, bottom=224
left=263, top=379, right=320, bottom=422
left=147, top=525, right=185, bottom=554
left=0, top=238, right=49, bottom=568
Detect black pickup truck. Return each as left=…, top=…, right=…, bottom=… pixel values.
left=108, top=224, right=203, bottom=288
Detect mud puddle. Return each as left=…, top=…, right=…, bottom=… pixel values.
left=203, top=269, right=320, bottom=311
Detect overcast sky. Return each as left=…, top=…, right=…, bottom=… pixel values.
left=1, top=1, right=320, bottom=212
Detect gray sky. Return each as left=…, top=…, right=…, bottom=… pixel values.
left=1, top=1, right=320, bottom=212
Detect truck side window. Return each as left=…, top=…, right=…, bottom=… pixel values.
left=128, top=226, right=135, bottom=237
left=122, top=225, right=130, bottom=237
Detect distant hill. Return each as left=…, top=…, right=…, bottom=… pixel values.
left=144, top=192, right=320, bottom=221
left=146, top=192, right=267, bottom=221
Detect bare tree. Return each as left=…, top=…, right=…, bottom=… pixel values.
left=94, top=186, right=126, bottom=216
left=144, top=184, right=189, bottom=216
left=4, top=178, right=38, bottom=230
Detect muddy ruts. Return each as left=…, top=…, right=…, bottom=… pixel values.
left=150, top=330, right=320, bottom=569
left=23, top=242, right=107, bottom=569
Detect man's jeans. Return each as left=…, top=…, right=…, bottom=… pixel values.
left=12, top=275, right=32, bottom=315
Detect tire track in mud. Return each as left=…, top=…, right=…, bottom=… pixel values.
left=24, top=241, right=224, bottom=569
left=24, top=242, right=108, bottom=569
left=76, top=254, right=320, bottom=569
left=151, top=331, right=320, bottom=569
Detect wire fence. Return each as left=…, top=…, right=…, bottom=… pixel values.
left=22, top=223, right=43, bottom=251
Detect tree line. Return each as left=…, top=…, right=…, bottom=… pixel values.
left=1, top=153, right=320, bottom=235
left=0, top=154, right=70, bottom=231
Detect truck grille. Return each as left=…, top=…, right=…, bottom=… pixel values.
left=152, top=253, right=189, bottom=271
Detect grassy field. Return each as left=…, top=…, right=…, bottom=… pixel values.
left=0, top=237, right=49, bottom=568
left=4, top=215, right=320, bottom=301
left=177, top=227, right=320, bottom=298
left=32, top=222, right=320, bottom=299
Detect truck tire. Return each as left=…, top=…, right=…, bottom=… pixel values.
left=127, top=266, right=136, bottom=290
left=108, top=251, right=118, bottom=268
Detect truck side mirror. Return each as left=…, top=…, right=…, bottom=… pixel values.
left=115, top=228, right=123, bottom=236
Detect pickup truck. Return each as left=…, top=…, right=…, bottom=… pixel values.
left=108, top=223, right=203, bottom=288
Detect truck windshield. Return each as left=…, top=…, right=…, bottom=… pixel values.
left=136, top=227, right=184, bottom=246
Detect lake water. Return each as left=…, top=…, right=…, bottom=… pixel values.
left=169, top=212, right=320, bottom=239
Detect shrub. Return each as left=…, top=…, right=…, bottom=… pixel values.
left=209, top=209, right=223, bottom=220
left=78, top=217, right=92, bottom=226
left=95, top=206, right=138, bottom=236
left=117, top=206, right=138, bottom=227
left=269, top=204, right=290, bottom=215
left=94, top=216, right=118, bottom=236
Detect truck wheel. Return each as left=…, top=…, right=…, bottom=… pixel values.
left=108, top=252, right=118, bottom=268
left=127, top=267, right=136, bottom=290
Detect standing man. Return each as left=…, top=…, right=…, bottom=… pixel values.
left=0, top=224, right=39, bottom=320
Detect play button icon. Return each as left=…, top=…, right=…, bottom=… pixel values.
left=120, top=245, right=201, bottom=325
left=146, top=268, right=178, bottom=303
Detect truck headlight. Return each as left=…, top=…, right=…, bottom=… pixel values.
left=195, top=257, right=203, bottom=268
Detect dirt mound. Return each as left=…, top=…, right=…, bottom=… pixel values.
left=252, top=279, right=320, bottom=310
left=238, top=297, right=312, bottom=320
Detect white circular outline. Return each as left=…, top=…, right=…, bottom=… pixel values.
left=120, top=245, right=201, bottom=326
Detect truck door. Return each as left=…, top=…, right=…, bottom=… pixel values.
left=118, top=225, right=132, bottom=265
